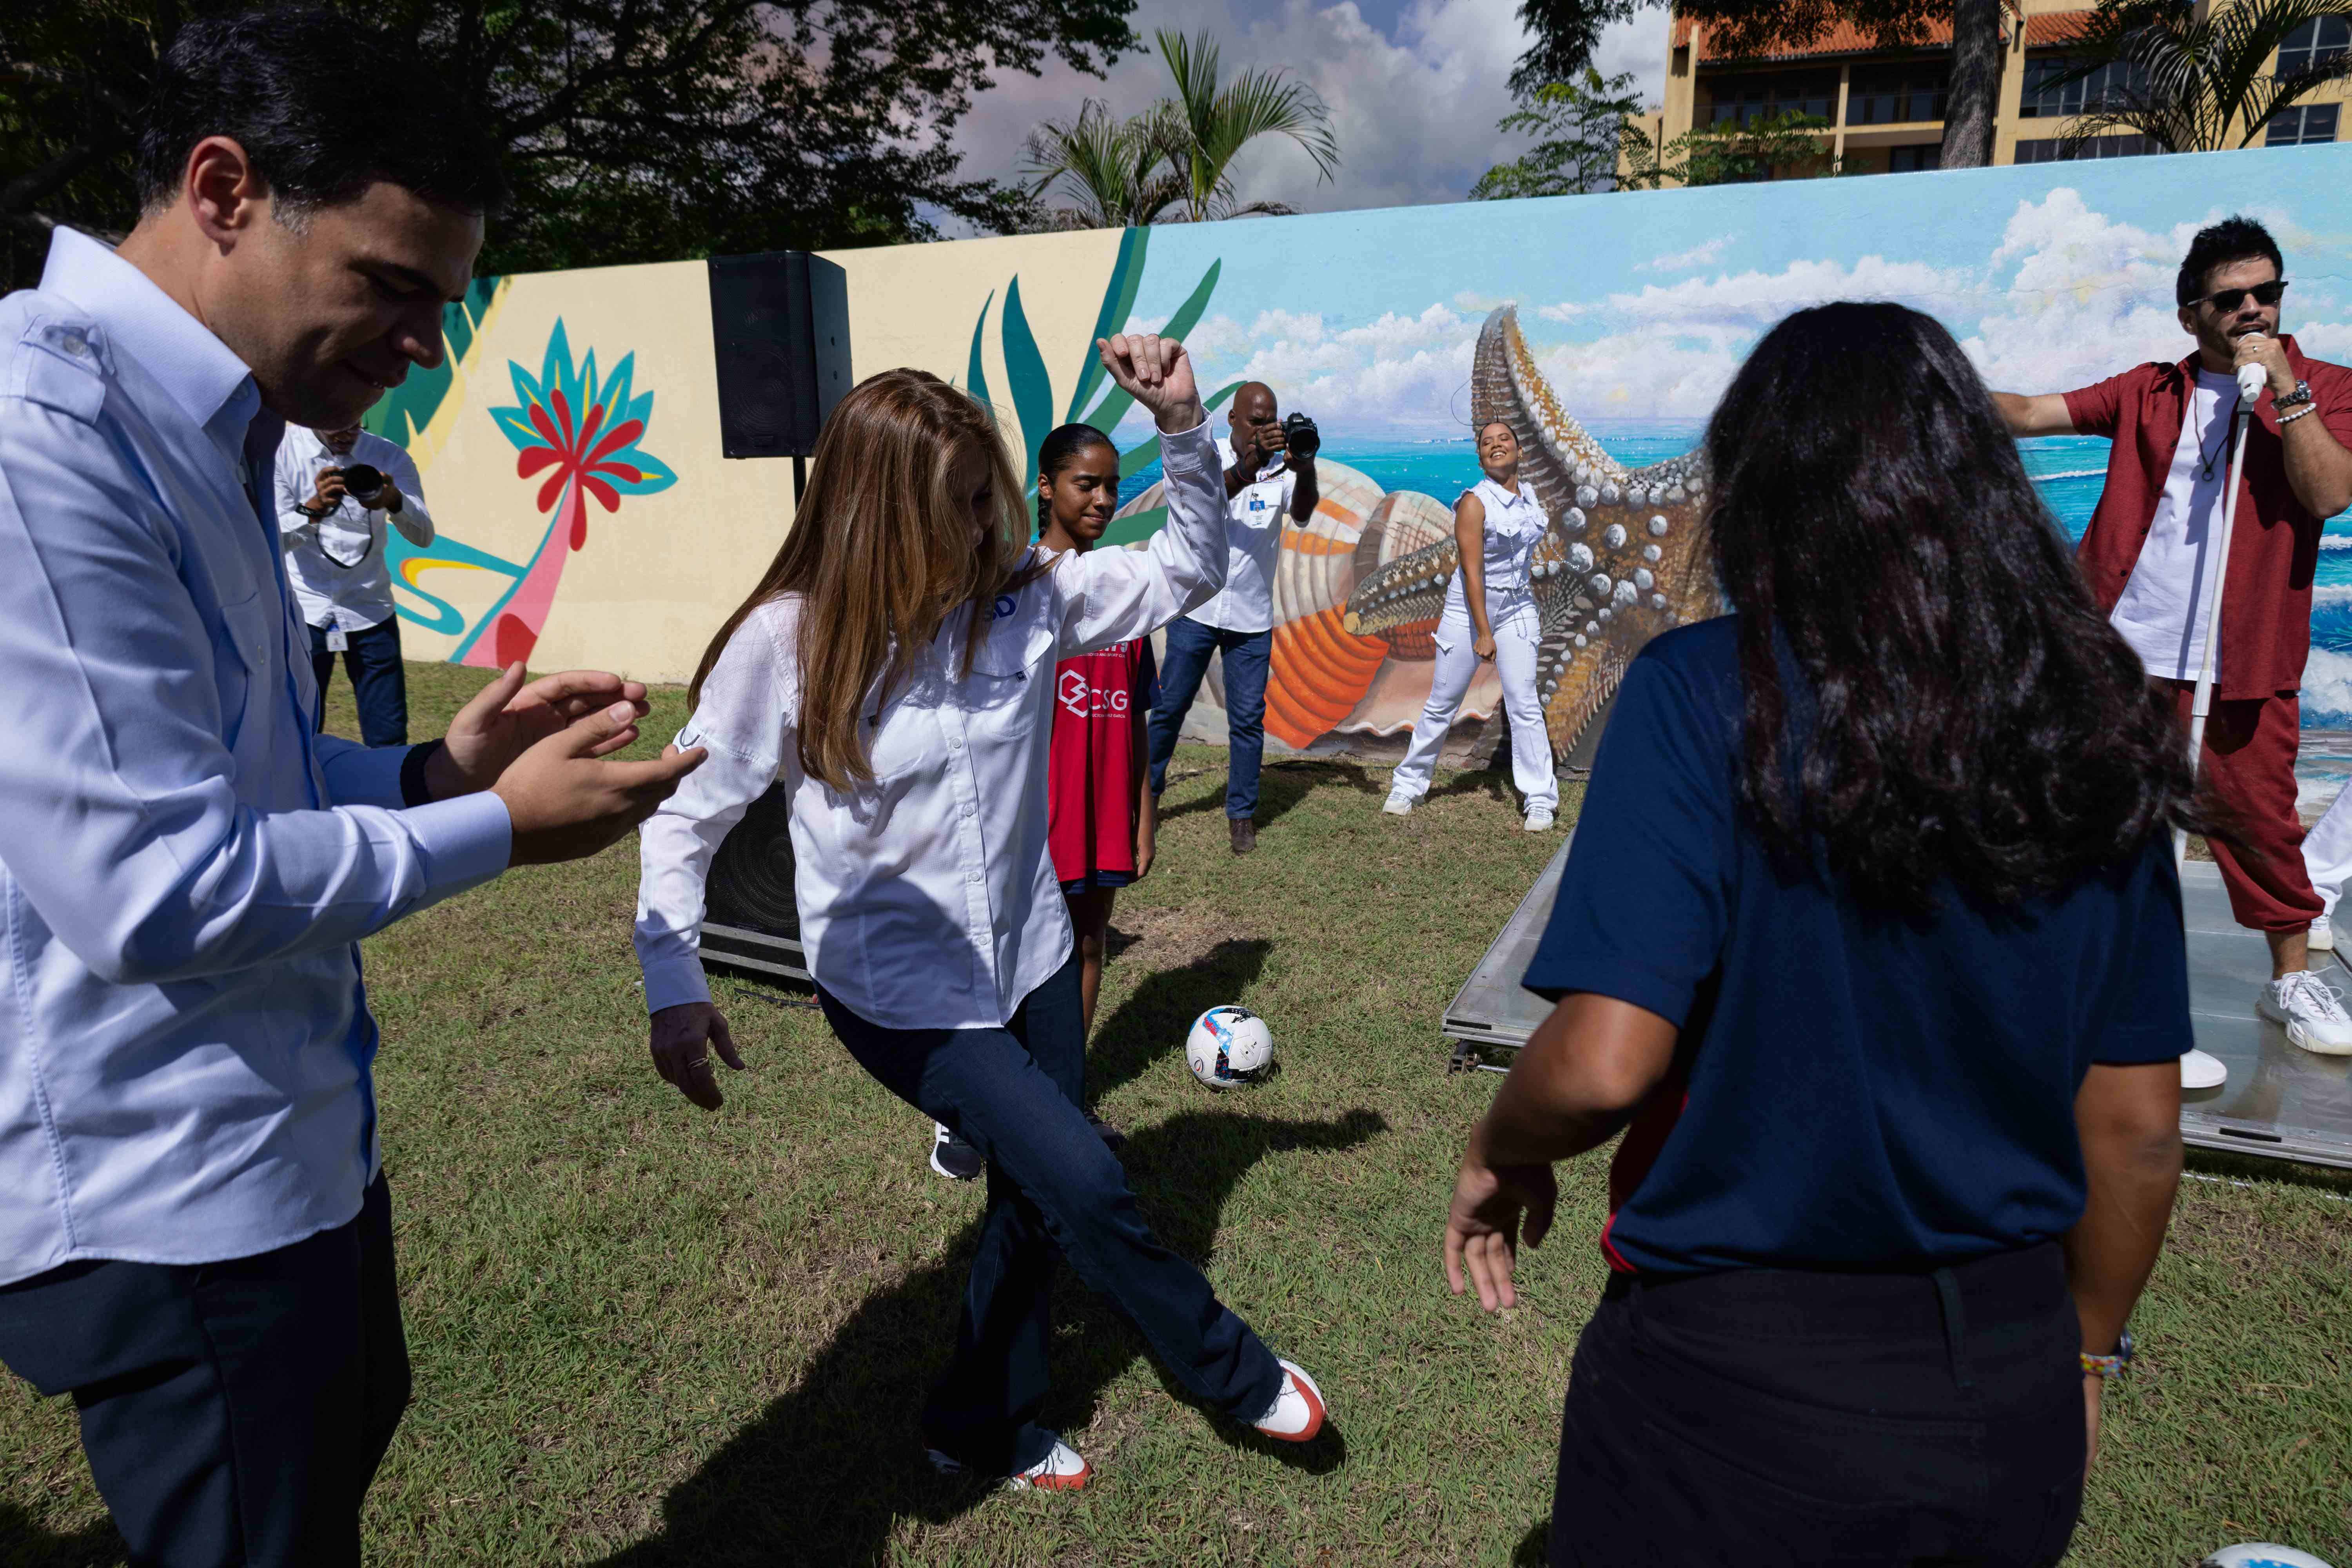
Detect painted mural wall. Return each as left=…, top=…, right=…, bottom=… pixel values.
left=378, top=144, right=2352, bottom=753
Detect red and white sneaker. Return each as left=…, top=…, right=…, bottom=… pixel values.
left=1249, top=1359, right=1328, bottom=1442
left=927, top=1436, right=1092, bottom=1491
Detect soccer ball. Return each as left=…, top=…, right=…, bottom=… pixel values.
left=1185, top=1005, right=1274, bottom=1089
left=2200, top=1548, right=2337, bottom=1568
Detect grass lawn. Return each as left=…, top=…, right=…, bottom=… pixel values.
left=3, top=660, right=2348, bottom=1567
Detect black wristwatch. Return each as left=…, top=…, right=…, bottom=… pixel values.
left=2277, top=379, right=2314, bottom=411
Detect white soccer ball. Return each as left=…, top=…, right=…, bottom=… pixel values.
left=1185, top=1005, right=1274, bottom=1089
left=2200, top=1548, right=2338, bottom=1568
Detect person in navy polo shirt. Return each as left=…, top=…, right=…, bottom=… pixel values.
left=1998, top=216, right=2352, bottom=1056
left=1446, top=304, right=2192, bottom=1567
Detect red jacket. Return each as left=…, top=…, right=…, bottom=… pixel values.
left=2063, top=335, right=2352, bottom=699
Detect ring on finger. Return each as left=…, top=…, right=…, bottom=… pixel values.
left=683, top=1057, right=710, bottom=1071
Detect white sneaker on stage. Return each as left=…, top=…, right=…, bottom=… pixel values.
left=2258, top=971, right=2352, bottom=1056
left=2309, top=914, right=2334, bottom=953
left=2180, top=1048, right=2228, bottom=1090
left=1382, top=789, right=1415, bottom=817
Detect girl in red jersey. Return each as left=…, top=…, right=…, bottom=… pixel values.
left=1036, top=424, right=1159, bottom=1042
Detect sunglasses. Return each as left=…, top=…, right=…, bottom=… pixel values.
left=2191, top=279, right=2288, bottom=313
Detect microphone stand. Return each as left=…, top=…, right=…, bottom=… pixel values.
left=2174, top=364, right=2266, bottom=874
left=2172, top=361, right=2265, bottom=1096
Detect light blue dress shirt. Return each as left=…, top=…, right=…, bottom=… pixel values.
left=0, top=227, right=512, bottom=1287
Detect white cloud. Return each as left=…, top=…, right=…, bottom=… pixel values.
left=944, top=0, right=1668, bottom=228
left=1637, top=234, right=1737, bottom=272
left=1173, top=301, right=1483, bottom=427
left=1539, top=254, right=1982, bottom=336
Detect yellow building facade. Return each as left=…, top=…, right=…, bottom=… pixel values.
left=1649, top=2, right=2350, bottom=178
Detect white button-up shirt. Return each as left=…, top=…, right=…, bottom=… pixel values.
left=1188, top=435, right=1296, bottom=634
left=635, top=420, right=1227, bottom=1030
left=1443, top=475, right=1551, bottom=618
left=274, top=423, right=436, bottom=632
left=0, top=227, right=512, bottom=1287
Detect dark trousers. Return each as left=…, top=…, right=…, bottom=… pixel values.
left=1551, top=1242, right=2085, bottom=1568
left=309, top=618, right=410, bottom=747
left=2165, top=682, right=2321, bottom=933
left=1147, top=616, right=1272, bottom=820
left=817, top=953, right=1284, bottom=1475
left=0, top=1175, right=410, bottom=1568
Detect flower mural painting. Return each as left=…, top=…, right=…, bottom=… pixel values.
left=463, top=319, right=677, bottom=669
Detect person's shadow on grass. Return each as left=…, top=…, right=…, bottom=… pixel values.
left=590, top=1103, right=1386, bottom=1568
left=1154, top=757, right=1389, bottom=831
left=0, top=1500, right=127, bottom=1567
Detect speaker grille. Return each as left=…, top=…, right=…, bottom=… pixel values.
left=705, top=783, right=799, bottom=936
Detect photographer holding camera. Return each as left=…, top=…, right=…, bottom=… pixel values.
left=275, top=421, right=436, bottom=744
left=1144, top=381, right=1319, bottom=855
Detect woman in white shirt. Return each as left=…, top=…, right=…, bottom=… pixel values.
left=1383, top=419, right=1562, bottom=829
left=633, top=335, right=1327, bottom=1492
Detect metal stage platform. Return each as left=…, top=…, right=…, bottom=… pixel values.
left=1441, top=839, right=2352, bottom=1171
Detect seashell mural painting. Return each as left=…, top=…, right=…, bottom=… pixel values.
left=1122, top=305, right=1713, bottom=761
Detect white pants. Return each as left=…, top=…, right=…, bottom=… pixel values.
left=2304, top=782, right=2352, bottom=918
left=1390, top=597, right=1557, bottom=814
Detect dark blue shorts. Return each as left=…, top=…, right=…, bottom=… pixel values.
left=1059, top=870, right=1136, bottom=898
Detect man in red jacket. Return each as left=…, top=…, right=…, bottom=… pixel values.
left=1998, top=216, right=2352, bottom=1056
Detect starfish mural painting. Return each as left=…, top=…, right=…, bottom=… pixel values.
left=462, top=319, right=678, bottom=669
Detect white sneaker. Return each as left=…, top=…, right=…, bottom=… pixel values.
left=927, top=1435, right=1091, bottom=1491
left=1524, top=809, right=1555, bottom=832
left=1249, top=1358, right=1328, bottom=1442
left=1382, top=789, right=1415, bottom=817
left=2180, top=1047, right=2228, bottom=1090
left=2258, top=971, right=2352, bottom=1056
left=2310, top=915, right=2334, bottom=953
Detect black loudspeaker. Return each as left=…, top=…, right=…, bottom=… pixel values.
left=700, top=784, right=809, bottom=983
left=706, top=251, right=853, bottom=459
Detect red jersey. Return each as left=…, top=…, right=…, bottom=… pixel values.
left=1047, top=637, right=1157, bottom=885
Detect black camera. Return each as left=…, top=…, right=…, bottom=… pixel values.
left=1281, top=413, right=1321, bottom=460
left=337, top=463, right=385, bottom=502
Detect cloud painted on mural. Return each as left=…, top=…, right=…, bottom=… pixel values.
left=1113, top=184, right=2352, bottom=431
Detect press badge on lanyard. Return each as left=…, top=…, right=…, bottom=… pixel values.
left=326, top=626, right=348, bottom=652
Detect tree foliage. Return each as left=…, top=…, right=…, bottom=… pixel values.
left=1, top=0, right=1139, bottom=289
left=1019, top=28, right=1340, bottom=231
left=1470, top=68, right=1649, bottom=199
left=2048, top=0, right=2352, bottom=151
left=1623, top=111, right=1844, bottom=187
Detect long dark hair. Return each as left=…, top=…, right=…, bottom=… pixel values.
left=1706, top=302, right=2199, bottom=911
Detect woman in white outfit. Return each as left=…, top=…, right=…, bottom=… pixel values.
left=632, top=336, right=1327, bottom=1493
left=1384, top=419, right=1561, bottom=829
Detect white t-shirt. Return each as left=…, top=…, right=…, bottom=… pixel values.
left=1187, top=436, right=1297, bottom=634
left=2108, top=368, right=2243, bottom=682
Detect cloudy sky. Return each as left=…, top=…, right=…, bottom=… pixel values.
left=944, top=0, right=1670, bottom=230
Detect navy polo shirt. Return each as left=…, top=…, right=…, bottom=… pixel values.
left=1524, top=616, right=2190, bottom=1277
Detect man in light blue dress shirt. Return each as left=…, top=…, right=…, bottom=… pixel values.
left=0, top=12, right=704, bottom=1564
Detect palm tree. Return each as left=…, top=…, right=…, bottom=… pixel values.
left=1020, top=99, right=1187, bottom=230
left=2049, top=0, right=2352, bottom=151
left=1147, top=28, right=1342, bottom=223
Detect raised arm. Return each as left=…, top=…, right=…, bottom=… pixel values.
left=1051, top=334, right=1227, bottom=656
left=1993, top=391, right=2078, bottom=437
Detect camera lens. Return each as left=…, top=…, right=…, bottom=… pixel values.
left=340, top=463, right=383, bottom=497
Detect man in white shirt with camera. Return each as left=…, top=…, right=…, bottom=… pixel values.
left=276, top=422, right=434, bottom=743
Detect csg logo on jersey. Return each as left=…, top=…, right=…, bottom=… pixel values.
left=1057, top=668, right=1132, bottom=718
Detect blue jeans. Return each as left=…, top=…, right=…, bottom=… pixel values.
left=1147, top=616, right=1271, bottom=820
left=816, top=953, right=1283, bottom=1475
left=309, top=618, right=410, bottom=747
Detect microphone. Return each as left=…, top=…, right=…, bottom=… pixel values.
left=2236, top=338, right=2269, bottom=402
